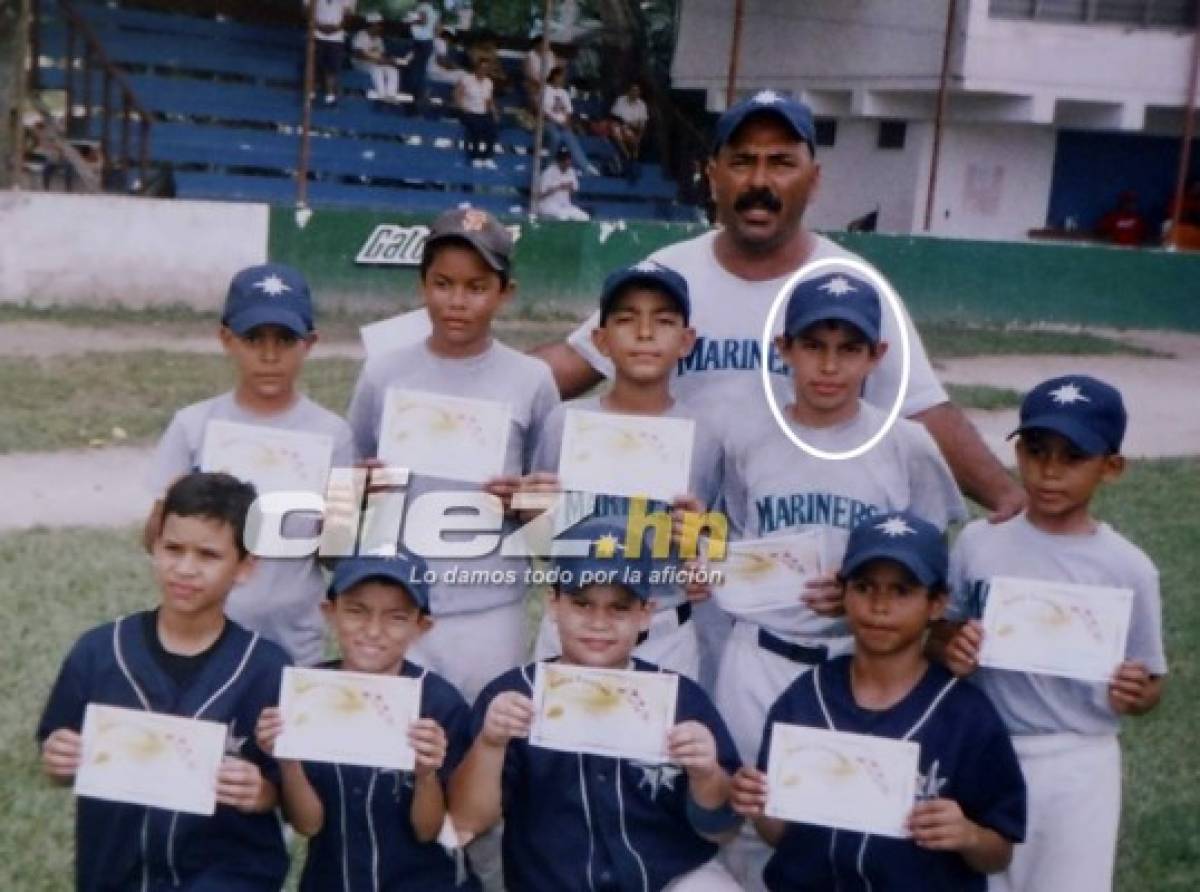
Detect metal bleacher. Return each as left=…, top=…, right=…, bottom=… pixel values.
left=35, top=1, right=689, bottom=220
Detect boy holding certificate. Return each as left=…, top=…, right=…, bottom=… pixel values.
left=145, top=262, right=355, bottom=666
left=731, top=510, right=1026, bottom=891
left=450, top=516, right=744, bottom=891
left=38, top=472, right=292, bottom=891
left=255, top=554, right=479, bottom=891
left=528, top=262, right=724, bottom=683
left=347, top=207, right=560, bottom=703
left=713, top=265, right=964, bottom=887
left=937, top=375, right=1166, bottom=892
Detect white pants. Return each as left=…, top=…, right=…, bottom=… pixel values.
left=358, top=62, right=399, bottom=98
left=539, top=202, right=590, bottom=221
left=407, top=600, right=529, bottom=704
left=989, top=733, right=1121, bottom=892
left=663, top=858, right=741, bottom=891
left=534, top=604, right=701, bottom=681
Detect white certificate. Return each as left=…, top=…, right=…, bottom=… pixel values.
left=275, top=666, right=421, bottom=770
left=360, top=309, right=432, bottom=357
left=200, top=419, right=334, bottom=495
left=978, top=576, right=1133, bottom=682
left=558, top=409, right=694, bottom=503
left=378, top=388, right=511, bottom=483
left=715, top=531, right=825, bottom=614
left=530, top=663, right=678, bottom=763
left=74, top=704, right=227, bottom=816
left=765, top=723, right=919, bottom=838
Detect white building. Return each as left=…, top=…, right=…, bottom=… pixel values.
left=671, top=0, right=1198, bottom=240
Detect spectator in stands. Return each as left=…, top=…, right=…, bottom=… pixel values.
left=609, top=82, right=648, bottom=180
left=404, top=0, right=440, bottom=116
left=523, top=34, right=557, bottom=113
left=538, top=144, right=589, bottom=221
left=456, top=57, right=499, bottom=169
left=542, top=66, right=597, bottom=176
left=1096, top=189, right=1148, bottom=246
left=428, top=24, right=464, bottom=88
left=352, top=12, right=402, bottom=103
left=307, top=0, right=356, bottom=106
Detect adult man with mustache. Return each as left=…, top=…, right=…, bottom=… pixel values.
left=534, top=91, right=1024, bottom=523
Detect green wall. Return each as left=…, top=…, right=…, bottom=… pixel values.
left=269, top=208, right=1200, bottom=330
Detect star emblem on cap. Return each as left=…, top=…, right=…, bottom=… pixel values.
left=253, top=274, right=291, bottom=297
left=632, top=260, right=662, bottom=274
left=819, top=275, right=856, bottom=297
left=593, top=534, right=622, bottom=559
left=876, top=516, right=915, bottom=538
left=1048, top=382, right=1089, bottom=405
left=752, top=89, right=782, bottom=105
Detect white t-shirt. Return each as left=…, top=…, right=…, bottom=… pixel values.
left=611, top=94, right=648, bottom=128
left=524, top=47, right=558, bottom=83
left=538, top=163, right=579, bottom=215
left=311, top=0, right=355, bottom=43
left=542, top=84, right=572, bottom=126
left=410, top=1, right=438, bottom=41
left=457, top=73, right=493, bottom=115
left=566, top=230, right=949, bottom=419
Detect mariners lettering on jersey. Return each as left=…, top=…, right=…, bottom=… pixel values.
left=755, top=492, right=876, bottom=535
left=677, top=337, right=790, bottom=378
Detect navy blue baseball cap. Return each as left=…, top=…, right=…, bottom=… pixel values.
left=599, top=261, right=691, bottom=324
left=1009, top=374, right=1126, bottom=456
left=552, top=516, right=663, bottom=601
left=222, top=263, right=314, bottom=337
left=713, top=90, right=816, bottom=155
left=784, top=268, right=882, bottom=344
left=839, top=511, right=948, bottom=590
left=327, top=553, right=431, bottom=612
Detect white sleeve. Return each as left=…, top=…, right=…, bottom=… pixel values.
left=524, top=369, right=562, bottom=473
left=147, top=411, right=198, bottom=495
left=945, top=531, right=974, bottom=622
left=864, top=292, right=947, bottom=417
left=346, top=365, right=381, bottom=459
left=903, top=421, right=968, bottom=528
left=1125, top=561, right=1167, bottom=675
left=565, top=310, right=613, bottom=378
left=530, top=405, right=566, bottom=474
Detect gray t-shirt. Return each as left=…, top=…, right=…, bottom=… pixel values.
left=566, top=231, right=948, bottom=419
left=531, top=394, right=724, bottom=611
left=346, top=339, right=560, bottom=615
left=948, top=514, right=1167, bottom=736
left=721, top=399, right=966, bottom=638
left=149, top=391, right=356, bottom=665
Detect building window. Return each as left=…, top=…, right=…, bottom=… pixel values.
left=989, top=0, right=1197, bottom=28
left=814, top=118, right=837, bottom=148
left=878, top=121, right=907, bottom=150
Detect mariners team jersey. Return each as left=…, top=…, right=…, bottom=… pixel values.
left=759, top=657, right=1027, bottom=892
left=298, top=659, right=479, bottom=892
left=566, top=231, right=948, bottom=419
left=37, top=613, right=291, bottom=892
left=720, top=400, right=965, bottom=637
left=531, top=394, right=724, bottom=612
left=471, top=659, right=741, bottom=892
left=347, top=339, right=561, bottom=615
left=948, top=514, right=1168, bottom=736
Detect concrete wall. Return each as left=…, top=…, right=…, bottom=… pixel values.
left=0, top=191, right=268, bottom=308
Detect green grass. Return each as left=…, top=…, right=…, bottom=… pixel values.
left=945, top=383, right=1026, bottom=411
left=1, top=458, right=1196, bottom=890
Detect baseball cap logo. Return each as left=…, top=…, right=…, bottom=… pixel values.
left=752, top=89, right=782, bottom=105
left=1048, top=382, right=1089, bottom=405
left=632, top=260, right=662, bottom=274
left=253, top=274, right=291, bottom=297
left=461, top=210, right=489, bottom=232
left=818, top=275, right=856, bottom=297
left=876, top=516, right=916, bottom=538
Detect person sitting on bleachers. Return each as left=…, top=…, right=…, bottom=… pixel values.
left=352, top=12, right=404, bottom=103
left=523, top=34, right=557, bottom=114
left=537, top=144, right=589, bottom=221
left=428, top=24, right=464, bottom=87
left=542, top=66, right=597, bottom=176
left=456, top=57, right=499, bottom=169
left=306, top=0, right=356, bottom=106
left=403, top=0, right=439, bottom=117
left=609, top=82, right=648, bottom=180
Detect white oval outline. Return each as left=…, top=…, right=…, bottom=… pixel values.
left=759, top=256, right=911, bottom=461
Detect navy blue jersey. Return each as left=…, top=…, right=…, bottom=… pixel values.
left=298, top=659, right=480, bottom=892
left=470, top=658, right=741, bottom=892
left=758, top=656, right=1026, bottom=892
left=36, top=611, right=291, bottom=892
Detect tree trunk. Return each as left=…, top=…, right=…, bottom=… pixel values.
left=0, top=0, right=27, bottom=188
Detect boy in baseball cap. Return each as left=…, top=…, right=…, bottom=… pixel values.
left=347, top=205, right=561, bottom=703
left=732, top=510, right=1027, bottom=891
left=938, top=375, right=1166, bottom=892
left=451, top=515, right=745, bottom=891
left=527, top=261, right=727, bottom=685
left=145, top=262, right=355, bottom=665
left=256, top=553, right=480, bottom=890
